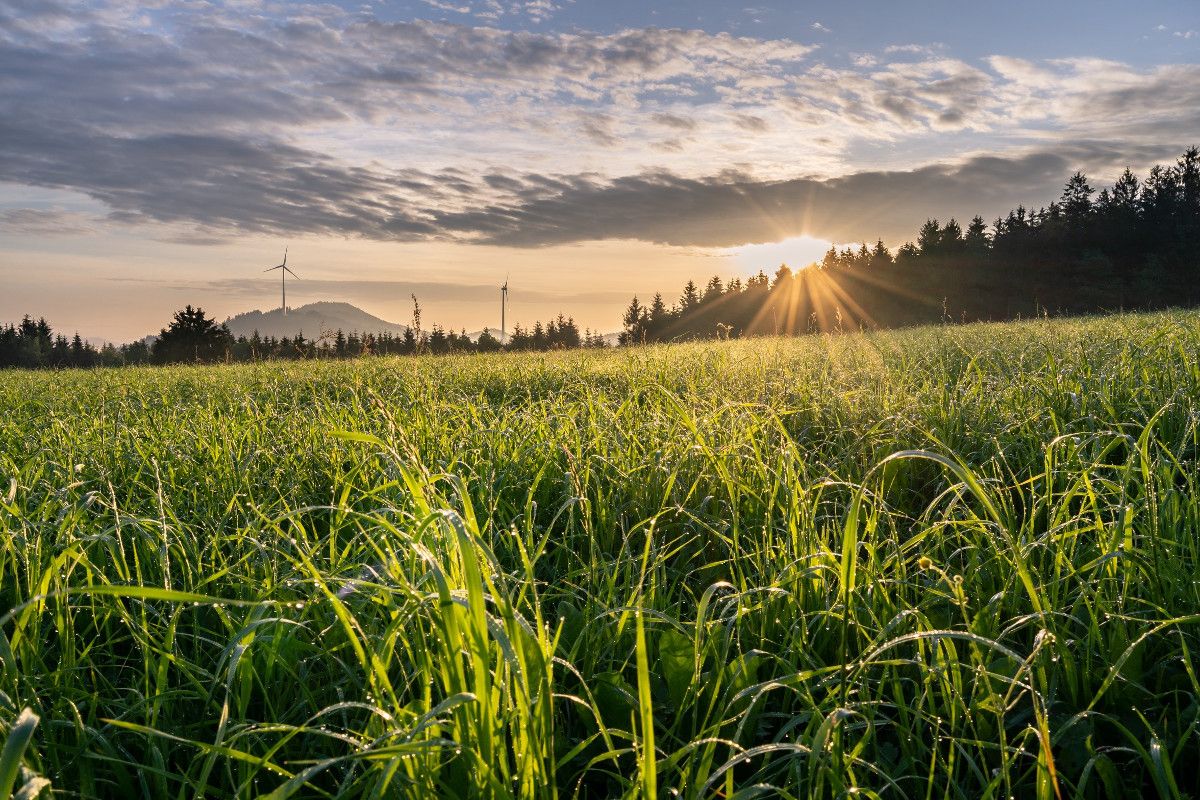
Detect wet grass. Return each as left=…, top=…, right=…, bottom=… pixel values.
left=3, top=310, right=1200, bottom=798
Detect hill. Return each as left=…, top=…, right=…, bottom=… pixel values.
left=222, top=302, right=409, bottom=340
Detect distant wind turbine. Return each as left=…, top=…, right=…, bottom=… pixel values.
left=500, top=275, right=509, bottom=342
left=263, top=248, right=298, bottom=315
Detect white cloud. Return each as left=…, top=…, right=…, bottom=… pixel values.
left=422, top=0, right=471, bottom=13
left=884, top=44, right=939, bottom=57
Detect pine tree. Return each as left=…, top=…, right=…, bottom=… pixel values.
left=621, top=297, right=647, bottom=344
left=152, top=305, right=233, bottom=364
left=964, top=217, right=989, bottom=256
left=680, top=280, right=700, bottom=311
left=917, top=219, right=941, bottom=255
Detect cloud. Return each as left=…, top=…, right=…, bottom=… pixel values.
left=884, top=44, right=938, bottom=56
left=8, top=97, right=1176, bottom=250
left=577, top=113, right=620, bottom=146
left=430, top=144, right=1182, bottom=248
left=0, top=208, right=98, bottom=235
left=0, top=119, right=443, bottom=238
left=422, top=0, right=471, bottom=13
left=811, top=22, right=830, bottom=33
left=519, top=0, right=562, bottom=23
left=651, top=112, right=697, bottom=131
left=781, top=58, right=1001, bottom=135
left=0, top=1, right=1196, bottom=255
left=734, top=114, right=769, bottom=132
left=470, top=0, right=564, bottom=23
left=0, top=4, right=816, bottom=137
left=0, top=1, right=823, bottom=190
left=988, top=57, right=1200, bottom=140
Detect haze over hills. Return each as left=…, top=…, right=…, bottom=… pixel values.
left=222, top=302, right=411, bottom=340
left=219, top=301, right=615, bottom=345
left=112, top=301, right=611, bottom=347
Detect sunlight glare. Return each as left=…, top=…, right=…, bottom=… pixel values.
left=725, top=235, right=832, bottom=274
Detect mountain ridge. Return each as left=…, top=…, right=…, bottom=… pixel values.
left=221, top=302, right=411, bottom=340
left=135, top=302, right=614, bottom=346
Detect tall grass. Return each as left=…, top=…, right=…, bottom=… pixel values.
left=3, top=310, right=1200, bottom=797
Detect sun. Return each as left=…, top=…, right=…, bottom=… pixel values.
left=723, top=235, right=831, bottom=275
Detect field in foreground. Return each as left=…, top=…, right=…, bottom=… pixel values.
left=3, top=313, right=1200, bottom=798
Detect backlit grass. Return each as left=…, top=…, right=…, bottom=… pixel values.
left=3, top=311, right=1200, bottom=797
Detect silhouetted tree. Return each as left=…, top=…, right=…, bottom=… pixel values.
left=152, top=305, right=233, bottom=364
left=620, top=296, right=648, bottom=344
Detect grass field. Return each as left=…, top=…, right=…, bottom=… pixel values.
left=4, top=311, right=1200, bottom=798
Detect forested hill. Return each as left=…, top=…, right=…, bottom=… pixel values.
left=222, top=302, right=409, bottom=340
left=620, top=147, right=1200, bottom=342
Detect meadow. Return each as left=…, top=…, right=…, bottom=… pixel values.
left=4, top=311, right=1200, bottom=798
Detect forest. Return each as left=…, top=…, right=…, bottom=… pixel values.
left=0, top=305, right=607, bottom=368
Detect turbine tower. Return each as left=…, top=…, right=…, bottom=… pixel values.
left=500, top=276, right=509, bottom=342
left=264, top=248, right=298, bottom=315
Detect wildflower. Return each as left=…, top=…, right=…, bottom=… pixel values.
left=917, top=556, right=933, bottom=570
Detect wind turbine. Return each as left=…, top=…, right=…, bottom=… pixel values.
left=264, top=248, right=298, bottom=315
left=500, top=275, right=509, bottom=342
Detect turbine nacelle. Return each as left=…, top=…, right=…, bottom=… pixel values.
left=264, top=248, right=298, bottom=278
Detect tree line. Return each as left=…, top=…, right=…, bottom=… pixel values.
left=0, top=301, right=606, bottom=368
left=620, top=146, right=1200, bottom=342
left=0, top=317, right=125, bottom=369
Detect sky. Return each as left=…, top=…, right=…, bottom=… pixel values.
left=1, top=0, right=1197, bottom=341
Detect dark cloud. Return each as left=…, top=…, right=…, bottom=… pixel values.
left=0, top=118, right=443, bottom=239
left=434, top=143, right=1183, bottom=247
left=0, top=104, right=1183, bottom=248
